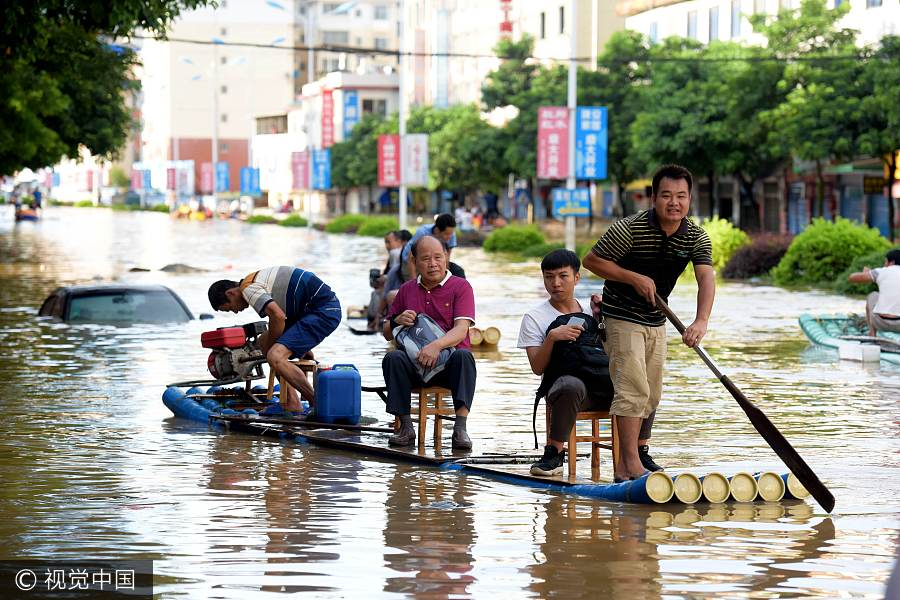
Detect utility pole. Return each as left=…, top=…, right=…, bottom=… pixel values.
left=565, top=0, right=577, bottom=252
left=398, top=0, right=407, bottom=230
left=211, top=40, right=221, bottom=210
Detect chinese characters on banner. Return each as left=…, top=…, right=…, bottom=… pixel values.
left=321, top=89, right=335, bottom=148
left=312, top=149, right=331, bottom=190
left=402, top=134, right=429, bottom=187
left=215, top=161, right=230, bottom=192
left=343, top=91, right=359, bottom=138
left=291, top=151, right=309, bottom=190
left=536, top=106, right=569, bottom=180
left=200, top=162, right=214, bottom=193
left=166, top=168, right=176, bottom=191
left=575, top=106, right=608, bottom=180
left=240, top=167, right=261, bottom=196
left=378, top=134, right=401, bottom=187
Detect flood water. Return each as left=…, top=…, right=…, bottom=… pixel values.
left=0, top=206, right=897, bottom=598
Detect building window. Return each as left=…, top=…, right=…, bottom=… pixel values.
left=374, top=37, right=389, bottom=50
left=559, top=5, right=565, bottom=34
left=374, top=4, right=388, bottom=20
left=220, top=0, right=226, bottom=7
left=323, top=2, right=342, bottom=12
left=731, top=0, right=742, bottom=38
left=687, top=10, right=698, bottom=39
left=540, top=12, right=546, bottom=39
left=220, top=85, right=227, bottom=94
left=356, top=36, right=362, bottom=45
left=709, top=7, right=719, bottom=41
left=355, top=9, right=361, bottom=17
left=649, top=21, right=658, bottom=43
left=778, top=0, right=792, bottom=10
left=220, top=27, right=227, bottom=36
left=220, top=56, right=227, bottom=65
left=219, top=142, right=228, bottom=152
left=256, top=115, right=288, bottom=135
left=220, top=114, right=228, bottom=123
left=362, top=98, right=387, bottom=117
left=321, top=31, right=350, bottom=44
left=754, top=0, right=766, bottom=13
left=866, top=0, right=882, bottom=7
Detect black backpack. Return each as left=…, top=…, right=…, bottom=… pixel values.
left=531, top=312, right=614, bottom=448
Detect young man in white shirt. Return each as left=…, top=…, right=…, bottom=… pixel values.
left=848, top=249, right=900, bottom=335
left=517, top=249, right=660, bottom=477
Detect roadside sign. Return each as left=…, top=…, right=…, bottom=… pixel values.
left=343, top=90, right=359, bottom=138
left=291, top=151, right=309, bottom=190
left=215, top=161, right=229, bottom=192
left=312, top=149, right=330, bottom=190
left=378, top=134, right=401, bottom=187
left=240, top=167, right=261, bottom=196
left=402, top=134, right=428, bottom=187
left=575, top=106, right=607, bottom=180
left=537, top=106, right=569, bottom=179
left=552, top=187, right=590, bottom=218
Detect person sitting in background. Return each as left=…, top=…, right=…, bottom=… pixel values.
left=848, top=249, right=900, bottom=335
left=208, top=266, right=341, bottom=415
left=401, top=213, right=457, bottom=280
left=382, top=235, right=476, bottom=449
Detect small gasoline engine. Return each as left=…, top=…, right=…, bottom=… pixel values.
left=201, top=321, right=268, bottom=383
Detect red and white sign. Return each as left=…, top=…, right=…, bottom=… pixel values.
left=131, top=170, right=143, bottom=191
left=378, top=134, right=401, bottom=187
left=402, top=134, right=429, bottom=187
left=85, top=170, right=94, bottom=191
left=321, top=89, right=334, bottom=149
left=200, top=162, right=214, bottom=193
left=291, top=151, right=309, bottom=190
left=166, top=168, right=176, bottom=191
left=537, top=106, right=569, bottom=180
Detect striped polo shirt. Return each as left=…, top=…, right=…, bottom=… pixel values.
left=591, top=209, right=712, bottom=326
left=240, top=266, right=335, bottom=325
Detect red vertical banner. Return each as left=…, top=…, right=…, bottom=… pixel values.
left=130, top=170, right=142, bottom=191
left=166, top=168, right=176, bottom=190
left=86, top=171, right=94, bottom=191
left=378, top=134, right=401, bottom=187
left=291, top=151, right=309, bottom=190
left=321, top=89, right=334, bottom=148
left=537, top=106, right=569, bottom=180
left=200, top=162, right=214, bottom=193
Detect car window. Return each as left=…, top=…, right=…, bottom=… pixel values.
left=67, top=290, right=191, bottom=324
left=39, top=292, right=64, bottom=317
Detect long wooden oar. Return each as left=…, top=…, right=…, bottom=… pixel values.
left=655, top=294, right=835, bottom=513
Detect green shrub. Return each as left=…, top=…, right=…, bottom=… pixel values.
left=680, top=217, right=750, bottom=280
left=357, top=216, right=399, bottom=237
left=75, top=200, right=94, bottom=208
left=722, top=234, right=792, bottom=279
left=483, top=225, right=544, bottom=253
left=279, top=214, right=308, bottom=227
left=108, top=166, right=131, bottom=188
left=772, top=218, right=890, bottom=286
left=247, top=214, right=277, bottom=224
left=832, top=246, right=899, bottom=296
left=521, top=241, right=565, bottom=257
left=149, top=204, right=170, bottom=213
left=325, top=213, right=367, bottom=233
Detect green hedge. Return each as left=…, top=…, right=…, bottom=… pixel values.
left=832, top=246, right=899, bottom=296
left=74, top=200, right=94, bottom=207
left=680, top=217, right=750, bottom=280
left=279, top=214, right=308, bottom=227
left=483, top=225, right=544, bottom=253
left=772, top=218, right=890, bottom=286
left=246, top=214, right=277, bottom=224
left=324, top=213, right=367, bottom=233
left=357, top=216, right=399, bottom=237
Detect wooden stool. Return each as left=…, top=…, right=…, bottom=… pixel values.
left=394, top=386, right=454, bottom=451
left=546, top=407, right=619, bottom=479
left=266, top=359, right=318, bottom=402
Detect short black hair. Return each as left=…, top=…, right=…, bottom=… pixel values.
left=651, top=164, right=693, bottom=196
left=410, top=235, right=448, bottom=258
left=541, top=249, right=580, bottom=273
left=434, top=213, right=456, bottom=231
left=396, top=229, right=412, bottom=242
left=887, top=249, right=900, bottom=264
left=208, top=279, right=239, bottom=310
left=448, top=261, right=466, bottom=279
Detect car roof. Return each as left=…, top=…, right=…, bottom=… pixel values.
left=58, top=284, right=178, bottom=296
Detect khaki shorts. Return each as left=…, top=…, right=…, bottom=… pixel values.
left=867, top=292, right=900, bottom=333
left=602, top=317, right=666, bottom=418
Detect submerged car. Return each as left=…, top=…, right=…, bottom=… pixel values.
left=38, top=284, right=207, bottom=324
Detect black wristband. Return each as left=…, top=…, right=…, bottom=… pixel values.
left=390, top=316, right=399, bottom=329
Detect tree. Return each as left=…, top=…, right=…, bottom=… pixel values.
left=428, top=105, right=507, bottom=194
left=0, top=0, right=212, bottom=175
left=481, top=35, right=539, bottom=110
left=857, top=36, right=900, bottom=241
left=751, top=0, right=861, bottom=219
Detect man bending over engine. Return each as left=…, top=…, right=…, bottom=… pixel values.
left=208, top=266, right=341, bottom=414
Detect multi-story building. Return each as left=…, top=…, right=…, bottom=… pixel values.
left=138, top=0, right=296, bottom=197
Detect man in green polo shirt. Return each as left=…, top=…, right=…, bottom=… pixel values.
left=583, top=164, right=716, bottom=482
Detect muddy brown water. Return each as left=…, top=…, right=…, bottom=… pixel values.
left=0, top=206, right=897, bottom=598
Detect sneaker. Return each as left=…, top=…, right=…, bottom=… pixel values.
left=451, top=426, right=472, bottom=450
left=389, top=425, right=416, bottom=447
left=530, top=445, right=566, bottom=477
left=638, top=445, right=663, bottom=472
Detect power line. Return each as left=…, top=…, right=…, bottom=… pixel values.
left=129, top=34, right=883, bottom=64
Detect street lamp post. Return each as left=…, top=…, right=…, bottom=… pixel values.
left=398, top=0, right=407, bottom=230
left=211, top=39, right=222, bottom=210
left=565, top=0, right=577, bottom=252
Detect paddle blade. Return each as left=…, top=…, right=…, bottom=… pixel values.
left=721, top=375, right=835, bottom=513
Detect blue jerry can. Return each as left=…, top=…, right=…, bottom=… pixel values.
left=315, top=364, right=361, bottom=424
